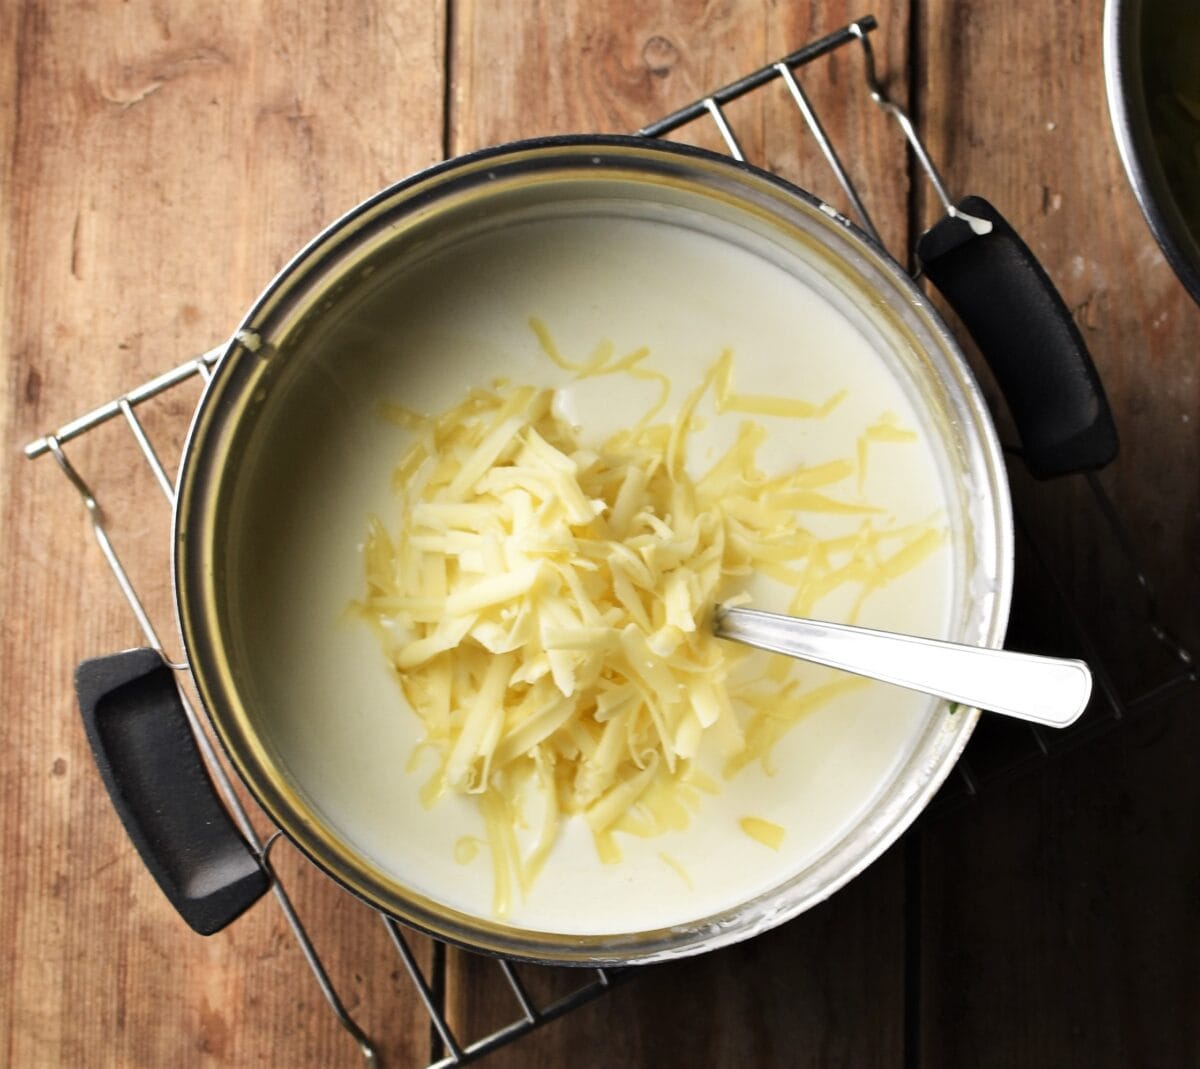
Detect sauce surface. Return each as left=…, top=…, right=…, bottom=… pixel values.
left=239, top=211, right=958, bottom=935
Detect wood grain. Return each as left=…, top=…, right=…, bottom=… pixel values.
left=2, top=2, right=444, bottom=1066
left=446, top=848, right=909, bottom=1068
left=916, top=0, right=1200, bottom=658
left=912, top=1, right=1200, bottom=1065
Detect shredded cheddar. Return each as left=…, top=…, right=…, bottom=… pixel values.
left=739, top=816, right=786, bottom=850
left=659, top=851, right=695, bottom=889
left=356, top=320, right=942, bottom=916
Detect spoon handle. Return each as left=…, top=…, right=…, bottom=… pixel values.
left=714, top=606, right=1092, bottom=728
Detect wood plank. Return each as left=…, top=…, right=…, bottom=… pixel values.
left=914, top=0, right=1199, bottom=659
left=1, top=2, right=445, bottom=1065
left=914, top=0, right=1200, bottom=1063
left=918, top=708, right=1200, bottom=1067
left=447, top=849, right=909, bottom=1068
left=450, top=1, right=914, bottom=250
left=443, top=4, right=915, bottom=1064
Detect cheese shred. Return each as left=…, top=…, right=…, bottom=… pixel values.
left=356, top=321, right=942, bottom=916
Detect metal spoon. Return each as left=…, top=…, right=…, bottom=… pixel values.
left=713, top=605, right=1092, bottom=727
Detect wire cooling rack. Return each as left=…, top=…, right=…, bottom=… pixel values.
left=23, top=14, right=1197, bottom=1066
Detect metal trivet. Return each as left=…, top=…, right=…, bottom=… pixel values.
left=23, top=15, right=1196, bottom=1066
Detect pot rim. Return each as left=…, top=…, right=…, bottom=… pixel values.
left=174, top=133, right=1013, bottom=965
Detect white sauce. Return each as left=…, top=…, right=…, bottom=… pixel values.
left=238, top=211, right=959, bottom=936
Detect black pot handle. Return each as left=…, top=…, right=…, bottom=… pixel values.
left=74, top=648, right=270, bottom=935
left=916, top=195, right=1119, bottom=479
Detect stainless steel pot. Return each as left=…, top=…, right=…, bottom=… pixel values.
left=1105, top=0, right=1200, bottom=305
left=75, top=135, right=1116, bottom=964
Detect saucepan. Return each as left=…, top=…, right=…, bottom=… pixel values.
left=75, top=134, right=1117, bottom=965
left=1105, top=0, right=1200, bottom=305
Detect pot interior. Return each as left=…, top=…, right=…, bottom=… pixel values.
left=178, top=140, right=1011, bottom=963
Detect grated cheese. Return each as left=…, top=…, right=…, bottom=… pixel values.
left=356, top=321, right=942, bottom=917
left=739, top=816, right=786, bottom=850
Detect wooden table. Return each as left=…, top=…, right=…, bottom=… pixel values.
left=3, top=2, right=1197, bottom=1065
